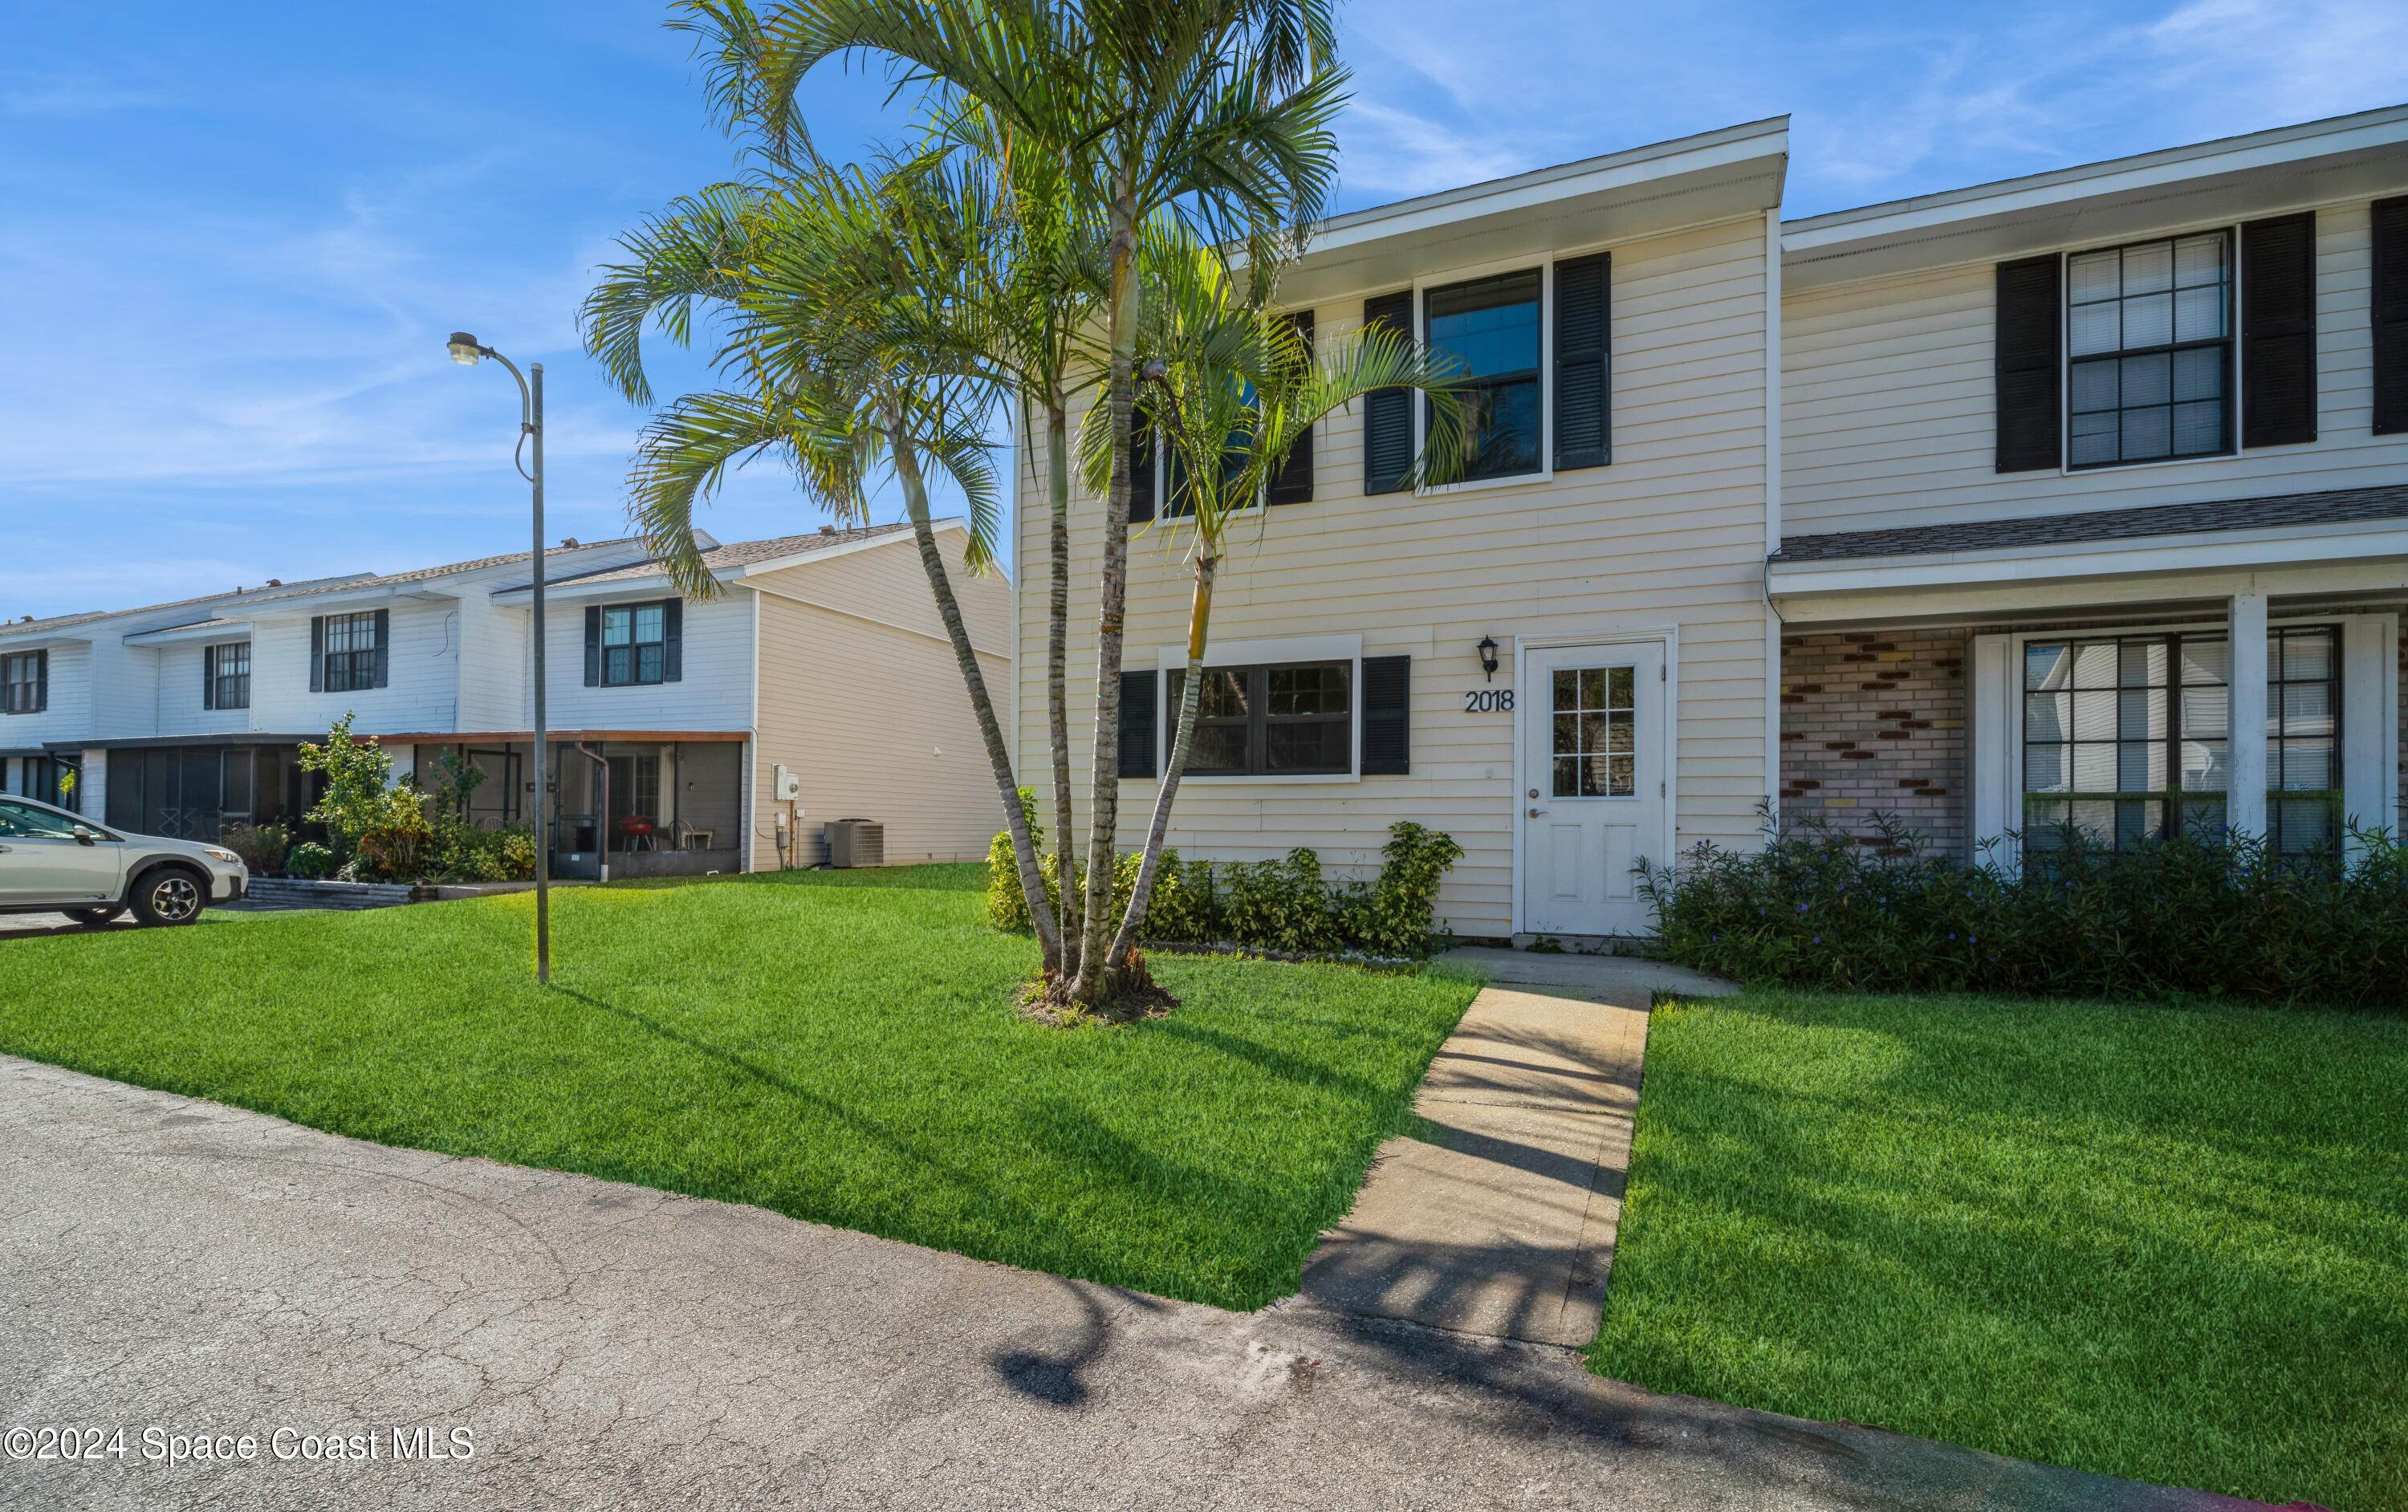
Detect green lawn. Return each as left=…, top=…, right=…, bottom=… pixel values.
left=0, top=865, right=1479, bottom=1310
left=1592, top=990, right=2408, bottom=1512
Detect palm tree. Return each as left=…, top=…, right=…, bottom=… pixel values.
left=671, top=0, right=1348, bottom=1006
left=580, top=162, right=1068, bottom=968
left=1080, top=230, right=1464, bottom=973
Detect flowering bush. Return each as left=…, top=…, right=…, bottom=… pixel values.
left=1645, top=805, right=2408, bottom=1007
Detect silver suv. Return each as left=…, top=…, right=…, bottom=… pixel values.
left=0, top=794, right=249, bottom=927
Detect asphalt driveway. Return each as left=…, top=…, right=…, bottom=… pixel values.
left=0, top=1055, right=2260, bottom=1512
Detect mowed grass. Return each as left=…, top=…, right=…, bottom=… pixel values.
left=1590, top=990, right=2408, bottom=1512
left=0, top=865, right=1479, bottom=1310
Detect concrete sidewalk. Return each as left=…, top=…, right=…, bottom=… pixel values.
left=1297, top=947, right=1734, bottom=1347
left=0, top=1054, right=2252, bottom=1511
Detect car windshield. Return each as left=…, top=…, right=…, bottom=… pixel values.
left=0, top=798, right=85, bottom=839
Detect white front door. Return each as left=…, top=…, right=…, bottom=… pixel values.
left=1520, top=640, right=1666, bottom=937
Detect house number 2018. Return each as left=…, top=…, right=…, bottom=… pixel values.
left=1464, top=689, right=1515, bottom=713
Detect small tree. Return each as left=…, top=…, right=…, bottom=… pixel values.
left=296, top=713, right=394, bottom=860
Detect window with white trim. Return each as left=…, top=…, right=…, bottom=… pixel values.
left=2065, top=231, right=2233, bottom=468
left=2021, top=626, right=2342, bottom=857
left=600, top=600, right=670, bottom=686
left=209, top=642, right=250, bottom=710
left=1166, top=660, right=1350, bottom=776
left=1425, top=269, right=1543, bottom=483
left=322, top=612, right=380, bottom=693
left=1, top=649, right=43, bottom=715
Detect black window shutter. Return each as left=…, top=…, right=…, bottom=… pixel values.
left=584, top=606, right=602, bottom=687
left=1554, top=253, right=1612, bottom=470
left=33, top=650, right=47, bottom=713
left=662, top=598, right=684, bottom=682
left=2242, top=212, right=2318, bottom=448
left=1125, top=405, right=1157, bottom=524
left=308, top=616, right=324, bottom=693
left=1360, top=654, right=1410, bottom=775
left=371, top=608, right=391, bottom=689
left=1361, top=291, right=1414, bottom=494
left=1266, top=311, right=1316, bottom=505
left=1117, top=669, right=1157, bottom=778
left=1994, top=254, right=2063, bottom=472
left=201, top=645, right=216, bottom=711
left=2374, top=194, right=2408, bottom=437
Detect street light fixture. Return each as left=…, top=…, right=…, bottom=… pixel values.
left=448, top=331, right=552, bottom=984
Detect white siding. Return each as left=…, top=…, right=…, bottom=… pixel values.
left=536, top=589, right=755, bottom=733
left=247, top=598, right=462, bottom=736
left=154, top=641, right=254, bottom=737
left=1782, top=202, right=2408, bottom=536
left=0, top=640, right=94, bottom=748
left=1015, top=215, right=1774, bottom=937
left=454, top=594, right=528, bottom=730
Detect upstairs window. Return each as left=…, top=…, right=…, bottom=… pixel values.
left=601, top=601, right=669, bottom=686
left=2066, top=232, right=2232, bottom=467
left=322, top=612, right=381, bottom=693
left=1426, top=270, right=1543, bottom=483
left=1, top=649, right=45, bottom=715
left=205, top=642, right=250, bottom=711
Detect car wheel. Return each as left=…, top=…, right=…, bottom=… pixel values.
left=67, top=906, right=126, bottom=925
left=130, top=868, right=208, bottom=927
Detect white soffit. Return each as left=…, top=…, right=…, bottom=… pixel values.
left=1281, top=117, right=1790, bottom=306
left=1783, top=103, right=2408, bottom=293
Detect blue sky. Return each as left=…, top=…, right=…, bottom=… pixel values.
left=7, top=0, right=2406, bottom=620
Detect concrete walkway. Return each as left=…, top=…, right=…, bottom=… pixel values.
left=0, top=1055, right=2255, bottom=1511
left=1298, top=947, right=1734, bottom=1347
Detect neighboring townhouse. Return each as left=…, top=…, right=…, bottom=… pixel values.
left=1017, top=120, right=1792, bottom=940
left=1, top=521, right=1010, bottom=875
left=1014, top=104, right=2408, bottom=942
left=1772, top=105, right=2408, bottom=873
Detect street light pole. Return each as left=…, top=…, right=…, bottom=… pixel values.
left=448, top=332, right=551, bottom=983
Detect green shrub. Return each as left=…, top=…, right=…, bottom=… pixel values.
left=286, top=842, right=336, bottom=880
left=1646, top=806, right=2408, bottom=1007
left=985, top=808, right=1463, bottom=959
left=221, top=822, right=291, bottom=876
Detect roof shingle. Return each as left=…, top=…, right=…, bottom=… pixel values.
left=1771, top=484, right=2408, bottom=563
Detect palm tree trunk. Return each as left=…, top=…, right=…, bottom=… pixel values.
left=1068, top=177, right=1141, bottom=1004
left=1104, top=550, right=1213, bottom=969
left=1045, top=393, right=1079, bottom=972
left=889, top=419, right=1062, bottom=968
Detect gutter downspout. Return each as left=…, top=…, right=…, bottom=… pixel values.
left=1763, top=205, right=1786, bottom=827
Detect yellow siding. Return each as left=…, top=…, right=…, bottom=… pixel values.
left=1014, top=215, right=1774, bottom=937
left=750, top=530, right=1014, bottom=870
left=1782, top=203, right=2408, bottom=535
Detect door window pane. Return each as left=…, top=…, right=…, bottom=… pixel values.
left=1551, top=664, right=1637, bottom=798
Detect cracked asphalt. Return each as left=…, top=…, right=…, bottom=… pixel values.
left=0, top=1055, right=2255, bottom=1511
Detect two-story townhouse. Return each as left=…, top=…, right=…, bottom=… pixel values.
left=2, top=520, right=1011, bottom=876
left=1771, top=104, right=2408, bottom=873
left=1016, top=120, right=1792, bottom=940
left=1016, top=104, right=2408, bottom=943
left=0, top=575, right=371, bottom=816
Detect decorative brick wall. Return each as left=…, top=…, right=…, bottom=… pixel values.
left=1778, top=629, right=1969, bottom=856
